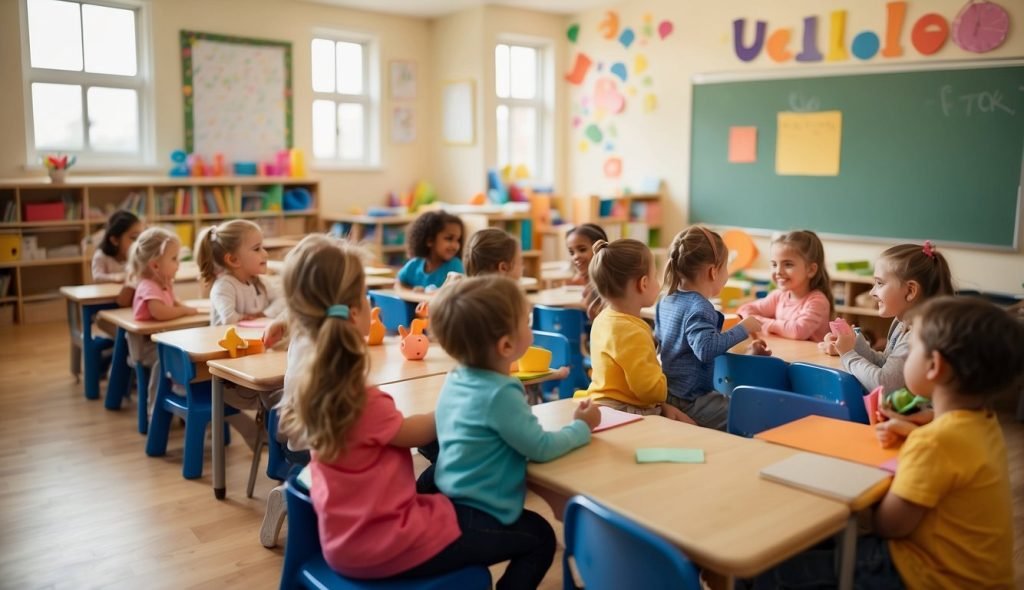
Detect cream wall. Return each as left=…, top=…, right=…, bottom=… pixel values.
left=0, top=0, right=434, bottom=217
left=566, top=0, right=1024, bottom=293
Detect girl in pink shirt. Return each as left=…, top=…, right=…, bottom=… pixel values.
left=278, top=235, right=535, bottom=584
left=737, top=230, right=833, bottom=342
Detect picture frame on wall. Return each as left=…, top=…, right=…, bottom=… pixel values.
left=442, top=80, right=475, bottom=146
left=391, top=107, right=415, bottom=144
left=390, top=60, right=417, bottom=100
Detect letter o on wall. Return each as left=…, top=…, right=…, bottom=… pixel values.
left=911, top=13, right=949, bottom=55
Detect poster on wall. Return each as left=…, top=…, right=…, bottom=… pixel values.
left=181, top=30, right=293, bottom=162
left=390, top=61, right=417, bottom=100
left=442, top=80, right=475, bottom=146
left=392, top=107, right=415, bottom=143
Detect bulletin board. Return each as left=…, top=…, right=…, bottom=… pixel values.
left=689, top=61, right=1024, bottom=250
left=181, top=30, right=293, bottom=162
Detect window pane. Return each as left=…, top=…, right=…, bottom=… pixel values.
left=312, top=99, right=337, bottom=158
left=509, top=45, right=537, bottom=99
left=336, top=42, right=363, bottom=95
left=509, top=106, right=537, bottom=175
left=495, top=44, right=509, bottom=99
left=27, top=0, right=83, bottom=71
left=87, top=87, right=137, bottom=151
left=82, top=4, right=136, bottom=75
left=32, top=83, right=83, bottom=150
left=496, top=104, right=509, bottom=168
left=311, top=39, right=335, bottom=93
left=338, top=103, right=364, bottom=160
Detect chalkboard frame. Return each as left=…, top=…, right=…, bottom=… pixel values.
left=689, top=59, right=1024, bottom=252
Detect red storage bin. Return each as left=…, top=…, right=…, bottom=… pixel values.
left=23, top=202, right=65, bottom=222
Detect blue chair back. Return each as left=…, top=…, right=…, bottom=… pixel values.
left=266, top=408, right=290, bottom=482
left=281, top=476, right=492, bottom=590
left=727, top=385, right=851, bottom=438
left=563, top=495, right=701, bottom=590
left=712, top=353, right=790, bottom=396
left=532, top=306, right=590, bottom=392
left=532, top=330, right=572, bottom=400
left=369, top=291, right=416, bottom=334
left=787, top=362, right=868, bottom=423
left=159, top=344, right=197, bottom=393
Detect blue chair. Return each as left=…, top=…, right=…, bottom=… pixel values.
left=145, top=343, right=237, bottom=479
left=727, top=385, right=851, bottom=438
left=532, top=330, right=572, bottom=400
left=369, top=290, right=417, bottom=335
left=65, top=298, right=118, bottom=399
left=533, top=305, right=590, bottom=392
left=787, top=362, right=868, bottom=424
left=281, top=475, right=492, bottom=590
left=562, top=495, right=701, bottom=590
left=265, top=408, right=291, bottom=482
left=712, top=353, right=790, bottom=396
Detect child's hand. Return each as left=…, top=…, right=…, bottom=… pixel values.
left=878, top=402, right=934, bottom=426
left=739, top=316, right=763, bottom=335
left=182, top=305, right=199, bottom=316
left=819, top=333, right=840, bottom=356
left=550, top=366, right=571, bottom=381
left=263, top=318, right=288, bottom=349
left=574, top=399, right=602, bottom=431
left=834, top=331, right=856, bottom=355
left=748, top=336, right=771, bottom=356
left=660, top=404, right=696, bottom=425
left=875, top=418, right=916, bottom=448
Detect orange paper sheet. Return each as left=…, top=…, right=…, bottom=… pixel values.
left=728, top=126, right=758, bottom=163
left=755, top=415, right=898, bottom=468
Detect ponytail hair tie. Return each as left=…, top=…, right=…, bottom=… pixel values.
left=592, top=239, right=609, bottom=254
left=922, top=240, right=935, bottom=260
left=326, top=304, right=350, bottom=319
left=209, top=226, right=218, bottom=242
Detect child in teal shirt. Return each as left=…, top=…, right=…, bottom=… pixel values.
left=397, top=211, right=465, bottom=289
left=429, top=276, right=600, bottom=588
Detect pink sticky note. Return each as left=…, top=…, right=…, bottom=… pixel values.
left=728, top=126, right=757, bottom=163
left=830, top=318, right=854, bottom=336
left=879, top=458, right=898, bottom=474
left=238, top=318, right=272, bottom=329
left=864, top=386, right=883, bottom=426
left=593, top=406, right=644, bottom=433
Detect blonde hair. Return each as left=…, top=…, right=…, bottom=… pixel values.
left=773, top=230, right=834, bottom=315
left=879, top=242, right=954, bottom=301
left=277, top=234, right=368, bottom=463
left=430, top=275, right=528, bottom=369
left=588, top=238, right=653, bottom=300
left=465, top=228, right=519, bottom=277
left=128, top=227, right=179, bottom=283
left=195, top=219, right=265, bottom=292
left=663, top=226, right=727, bottom=293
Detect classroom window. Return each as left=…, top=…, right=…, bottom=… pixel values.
left=495, top=42, right=550, bottom=184
left=311, top=35, right=379, bottom=167
left=21, top=0, right=152, bottom=166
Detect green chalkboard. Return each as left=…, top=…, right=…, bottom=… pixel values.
left=689, top=63, right=1024, bottom=249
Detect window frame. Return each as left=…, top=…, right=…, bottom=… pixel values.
left=495, top=39, right=551, bottom=185
left=310, top=30, right=380, bottom=170
left=18, top=0, right=155, bottom=170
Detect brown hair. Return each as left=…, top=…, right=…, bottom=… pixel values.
left=663, top=226, right=727, bottom=293
left=773, top=230, right=834, bottom=315
left=278, top=234, right=368, bottom=463
left=128, top=227, right=179, bottom=284
left=879, top=242, right=954, bottom=302
left=195, top=219, right=265, bottom=292
left=430, top=275, right=528, bottom=369
left=588, top=238, right=654, bottom=300
left=566, top=223, right=608, bottom=245
left=465, top=228, right=519, bottom=277
left=911, top=296, right=1024, bottom=400
left=407, top=211, right=464, bottom=259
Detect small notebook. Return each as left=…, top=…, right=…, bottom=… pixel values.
left=593, top=406, right=645, bottom=433
left=760, top=452, right=891, bottom=503
left=636, top=448, right=705, bottom=464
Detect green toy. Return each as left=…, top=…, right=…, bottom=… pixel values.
left=885, top=388, right=929, bottom=415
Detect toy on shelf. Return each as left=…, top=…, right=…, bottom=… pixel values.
left=398, top=318, right=430, bottom=360
left=43, top=153, right=76, bottom=183
left=189, top=154, right=206, bottom=177
left=836, top=260, right=871, bottom=273
left=218, top=327, right=265, bottom=358
left=368, top=307, right=385, bottom=346
left=289, top=148, right=306, bottom=177
left=169, top=150, right=190, bottom=177
left=211, top=153, right=226, bottom=176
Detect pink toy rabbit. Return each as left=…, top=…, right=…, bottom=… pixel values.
left=398, top=318, right=430, bottom=360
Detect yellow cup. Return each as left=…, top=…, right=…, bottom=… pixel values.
left=517, top=346, right=552, bottom=373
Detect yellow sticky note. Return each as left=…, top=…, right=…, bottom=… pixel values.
left=775, top=111, right=842, bottom=176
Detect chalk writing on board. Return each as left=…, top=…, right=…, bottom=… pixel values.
left=788, top=92, right=821, bottom=112
left=939, top=85, right=1016, bottom=117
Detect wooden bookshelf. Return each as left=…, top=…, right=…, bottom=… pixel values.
left=322, top=214, right=418, bottom=267
left=573, top=184, right=664, bottom=248
left=0, top=176, right=319, bottom=324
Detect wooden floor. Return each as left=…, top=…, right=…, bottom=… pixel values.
left=1, top=321, right=1021, bottom=588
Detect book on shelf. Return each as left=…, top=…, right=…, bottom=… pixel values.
left=0, top=272, right=12, bottom=297
left=2, top=200, right=17, bottom=222
left=116, top=191, right=146, bottom=216
left=624, top=222, right=650, bottom=241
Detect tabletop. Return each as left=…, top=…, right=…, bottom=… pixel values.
left=97, top=307, right=211, bottom=335
left=60, top=283, right=123, bottom=304
left=150, top=324, right=265, bottom=361
left=733, top=335, right=845, bottom=370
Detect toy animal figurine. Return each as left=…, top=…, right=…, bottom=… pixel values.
left=218, top=327, right=264, bottom=358
left=398, top=318, right=429, bottom=360
left=367, top=307, right=386, bottom=346
left=414, top=301, right=431, bottom=332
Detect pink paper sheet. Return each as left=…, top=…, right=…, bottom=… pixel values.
left=593, top=406, right=644, bottom=433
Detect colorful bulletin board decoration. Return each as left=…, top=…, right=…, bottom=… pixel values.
left=568, top=12, right=676, bottom=181
left=733, top=1, right=1012, bottom=64
left=181, top=31, right=293, bottom=162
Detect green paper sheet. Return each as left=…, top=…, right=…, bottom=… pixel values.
left=635, top=448, right=705, bottom=464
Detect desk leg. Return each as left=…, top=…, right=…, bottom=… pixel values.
left=104, top=328, right=130, bottom=410
left=213, top=376, right=226, bottom=500
left=66, top=299, right=82, bottom=383
left=837, top=516, right=857, bottom=590
left=82, top=305, right=100, bottom=400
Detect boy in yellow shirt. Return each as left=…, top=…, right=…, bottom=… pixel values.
left=746, top=296, right=1020, bottom=589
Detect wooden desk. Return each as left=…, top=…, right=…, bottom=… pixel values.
left=732, top=335, right=844, bottom=370
left=527, top=399, right=853, bottom=585
left=203, top=335, right=459, bottom=499
left=97, top=307, right=211, bottom=432
left=528, top=286, right=586, bottom=309
left=60, top=284, right=124, bottom=400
